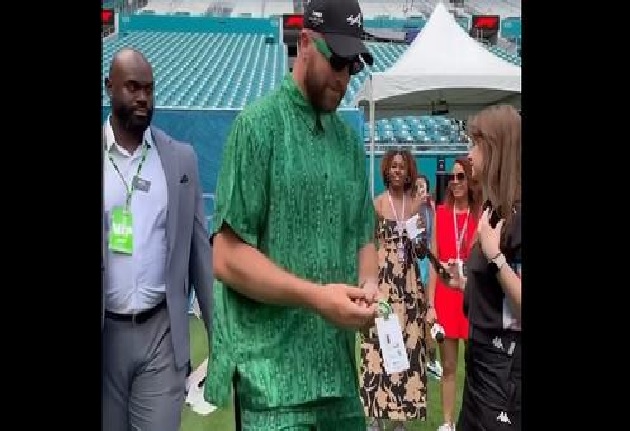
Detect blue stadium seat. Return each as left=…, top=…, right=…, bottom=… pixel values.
left=102, top=32, right=286, bottom=109
left=362, top=115, right=470, bottom=146
left=103, top=27, right=519, bottom=111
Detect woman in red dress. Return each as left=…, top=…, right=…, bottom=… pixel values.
left=425, top=157, right=482, bottom=431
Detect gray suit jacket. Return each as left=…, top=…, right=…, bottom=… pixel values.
left=102, top=125, right=213, bottom=369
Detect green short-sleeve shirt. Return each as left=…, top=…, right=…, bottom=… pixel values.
left=205, top=75, right=376, bottom=411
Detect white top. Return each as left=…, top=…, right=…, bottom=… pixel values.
left=103, top=116, right=169, bottom=314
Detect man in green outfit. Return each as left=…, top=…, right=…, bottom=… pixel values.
left=205, top=0, right=379, bottom=429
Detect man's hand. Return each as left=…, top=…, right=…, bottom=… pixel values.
left=314, top=284, right=378, bottom=330
left=361, top=279, right=381, bottom=303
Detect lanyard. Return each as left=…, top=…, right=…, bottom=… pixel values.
left=107, top=142, right=149, bottom=209
left=453, top=207, right=470, bottom=261
left=387, top=190, right=405, bottom=234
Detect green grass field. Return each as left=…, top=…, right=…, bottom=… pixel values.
left=181, top=318, right=465, bottom=431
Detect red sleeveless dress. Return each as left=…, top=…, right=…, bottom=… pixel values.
left=434, top=204, right=479, bottom=340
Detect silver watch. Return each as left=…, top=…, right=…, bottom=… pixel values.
left=491, top=253, right=507, bottom=273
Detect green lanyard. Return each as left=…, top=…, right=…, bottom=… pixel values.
left=378, top=300, right=393, bottom=319
left=107, top=142, right=149, bottom=209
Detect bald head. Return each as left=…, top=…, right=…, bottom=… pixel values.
left=108, top=48, right=152, bottom=80
left=106, top=48, right=154, bottom=135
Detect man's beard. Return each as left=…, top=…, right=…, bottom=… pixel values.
left=304, top=67, right=343, bottom=114
left=113, top=102, right=153, bottom=134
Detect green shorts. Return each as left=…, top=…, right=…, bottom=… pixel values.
left=240, top=396, right=366, bottom=431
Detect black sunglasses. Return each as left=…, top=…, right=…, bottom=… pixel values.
left=313, top=37, right=364, bottom=76
left=330, top=55, right=364, bottom=75
left=447, top=172, right=466, bottom=183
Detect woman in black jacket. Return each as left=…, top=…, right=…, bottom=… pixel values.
left=456, top=105, right=522, bottom=431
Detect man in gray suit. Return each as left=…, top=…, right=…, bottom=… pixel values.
left=102, top=48, right=213, bottom=431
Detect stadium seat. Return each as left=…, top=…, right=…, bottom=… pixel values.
left=102, top=19, right=519, bottom=111
left=362, top=114, right=470, bottom=146
left=102, top=31, right=286, bottom=109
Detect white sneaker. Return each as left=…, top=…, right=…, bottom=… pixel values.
left=437, top=424, right=455, bottom=431
left=427, top=360, right=443, bottom=379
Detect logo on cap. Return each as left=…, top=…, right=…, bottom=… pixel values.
left=309, top=10, right=324, bottom=27
left=346, top=12, right=362, bottom=27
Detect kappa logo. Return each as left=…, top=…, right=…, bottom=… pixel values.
left=497, top=411, right=512, bottom=424
left=346, top=12, right=362, bottom=27
left=492, top=336, right=504, bottom=351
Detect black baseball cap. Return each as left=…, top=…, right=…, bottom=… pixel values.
left=303, top=0, right=374, bottom=66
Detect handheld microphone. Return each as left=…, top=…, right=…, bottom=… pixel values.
left=483, top=200, right=502, bottom=228
left=426, top=249, right=452, bottom=283
left=413, top=233, right=452, bottom=283
left=430, top=323, right=445, bottom=343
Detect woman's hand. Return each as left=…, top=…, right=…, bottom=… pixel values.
left=425, top=306, right=437, bottom=326
left=477, top=207, right=505, bottom=260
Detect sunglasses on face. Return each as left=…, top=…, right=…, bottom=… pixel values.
left=447, top=172, right=466, bottom=183
left=312, top=37, right=364, bottom=76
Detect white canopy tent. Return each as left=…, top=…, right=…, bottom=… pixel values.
left=353, top=1, right=521, bottom=196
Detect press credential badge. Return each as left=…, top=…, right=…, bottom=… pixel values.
left=109, top=206, right=133, bottom=255
left=376, top=313, right=410, bottom=374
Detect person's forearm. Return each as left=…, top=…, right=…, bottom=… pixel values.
left=427, top=266, right=437, bottom=308
left=497, top=263, right=521, bottom=320
left=358, top=242, right=378, bottom=286
left=213, top=228, right=322, bottom=310
left=426, top=225, right=438, bottom=308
